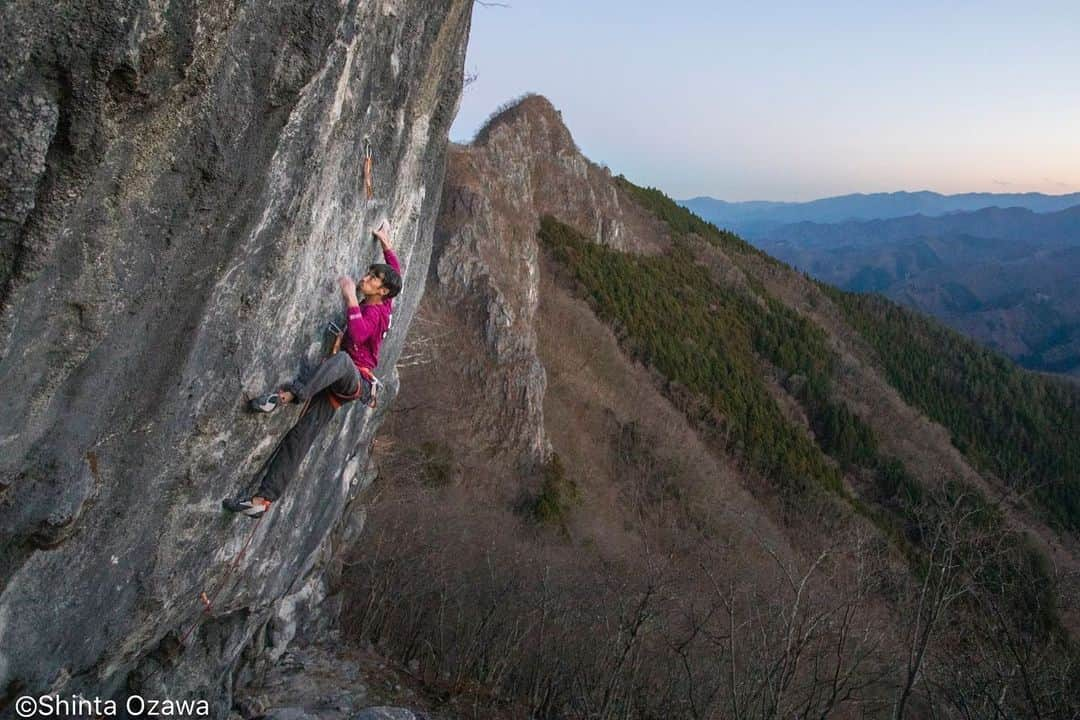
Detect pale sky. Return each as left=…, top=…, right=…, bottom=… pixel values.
left=450, top=1, right=1080, bottom=201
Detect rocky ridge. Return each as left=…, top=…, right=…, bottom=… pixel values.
left=421, top=95, right=671, bottom=472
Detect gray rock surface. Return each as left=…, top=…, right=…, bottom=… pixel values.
left=263, top=709, right=322, bottom=720
left=354, top=708, right=425, bottom=720
left=0, top=0, right=472, bottom=713
left=236, top=638, right=427, bottom=720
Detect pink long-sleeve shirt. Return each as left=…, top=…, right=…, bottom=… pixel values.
left=343, top=248, right=400, bottom=372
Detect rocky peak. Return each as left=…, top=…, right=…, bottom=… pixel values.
left=473, top=93, right=577, bottom=156
left=394, top=95, right=673, bottom=479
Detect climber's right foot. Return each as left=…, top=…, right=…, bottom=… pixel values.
left=222, top=497, right=271, bottom=518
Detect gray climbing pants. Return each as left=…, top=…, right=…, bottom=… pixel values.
left=254, top=353, right=368, bottom=501
left=290, top=350, right=362, bottom=403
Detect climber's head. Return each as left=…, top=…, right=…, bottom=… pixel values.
left=361, top=263, right=402, bottom=301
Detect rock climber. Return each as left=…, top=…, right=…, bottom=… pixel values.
left=223, top=220, right=401, bottom=518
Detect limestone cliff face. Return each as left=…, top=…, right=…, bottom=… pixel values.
left=428, top=96, right=669, bottom=469
left=0, top=0, right=471, bottom=712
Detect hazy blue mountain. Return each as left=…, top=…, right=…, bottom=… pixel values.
left=753, top=207, right=1080, bottom=376
left=682, top=191, right=1080, bottom=237
left=763, top=205, right=1080, bottom=249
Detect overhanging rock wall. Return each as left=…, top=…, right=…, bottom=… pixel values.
left=0, top=0, right=472, bottom=712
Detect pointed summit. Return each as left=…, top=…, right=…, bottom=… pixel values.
left=473, top=94, right=577, bottom=155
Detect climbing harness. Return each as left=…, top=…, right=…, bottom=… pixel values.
left=325, top=322, right=381, bottom=410
left=362, top=136, right=374, bottom=199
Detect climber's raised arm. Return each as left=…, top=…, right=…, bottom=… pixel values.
left=373, top=219, right=400, bottom=273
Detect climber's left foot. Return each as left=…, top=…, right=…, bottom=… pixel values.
left=250, top=389, right=294, bottom=412
left=250, top=392, right=281, bottom=413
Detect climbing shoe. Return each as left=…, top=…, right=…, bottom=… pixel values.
left=249, top=392, right=282, bottom=413
left=222, top=497, right=271, bottom=518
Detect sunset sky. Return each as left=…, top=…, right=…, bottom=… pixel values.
left=450, top=1, right=1080, bottom=201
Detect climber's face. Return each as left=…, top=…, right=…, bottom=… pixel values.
left=360, top=269, right=388, bottom=298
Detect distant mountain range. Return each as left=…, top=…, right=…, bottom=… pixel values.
left=682, top=191, right=1080, bottom=237
left=762, top=204, right=1080, bottom=249
left=750, top=205, right=1080, bottom=376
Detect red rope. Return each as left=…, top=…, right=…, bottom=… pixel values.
left=178, top=344, right=354, bottom=647
left=179, top=510, right=267, bottom=646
